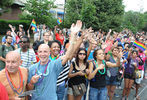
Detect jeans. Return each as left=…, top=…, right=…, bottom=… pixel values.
left=89, top=87, right=107, bottom=100
left=57, top=82, right=65, bottom=100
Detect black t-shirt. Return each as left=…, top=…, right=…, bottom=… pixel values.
left=90, top=62, right=107, bottom=89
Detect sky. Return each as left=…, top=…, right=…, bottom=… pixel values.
left=54, top=0, right=147, bottom=12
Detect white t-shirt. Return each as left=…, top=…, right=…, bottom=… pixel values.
left=15, top=48, right=37, bottom=68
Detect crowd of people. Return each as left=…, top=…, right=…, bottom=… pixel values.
left=0, top=20, right=147, bottom=100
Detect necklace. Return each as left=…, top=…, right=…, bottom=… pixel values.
left=5, top=67, right=24, bottom=95
left=49, top=55, right=59, bottom=61
left=35, top=60, right=51, bottom=86
left=20, top=49, right=29, bottom=67
left=94, top=60, right=106, bottom=75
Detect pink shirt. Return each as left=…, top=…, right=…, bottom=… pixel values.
left=105, top=40, right=113, bottom=53
left=138, top=52, right=146, bottom=70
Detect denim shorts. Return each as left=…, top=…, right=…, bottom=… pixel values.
left=89, top=86, right=107, bottom=100
left=106, top=76, right=118, bottom=85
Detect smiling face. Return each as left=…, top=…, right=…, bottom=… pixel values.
left=112, top=47, right=119, bottom=56
left=38, top=44, right=50, bottom=65
left=95, top=49, right=105, bottom=61
left=50, top=42, right=60, bottom=57
left=6, top=52, right=22, bottom=73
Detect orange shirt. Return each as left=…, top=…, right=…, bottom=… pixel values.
left=0, top=67, right=28, bottom=100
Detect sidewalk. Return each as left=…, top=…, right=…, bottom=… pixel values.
left=114, top=74, right=147, bottom=100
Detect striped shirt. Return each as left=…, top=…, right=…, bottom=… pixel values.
left=57, top=60, right=71, bottom=86
left=15, top=48, right=36, bottom=68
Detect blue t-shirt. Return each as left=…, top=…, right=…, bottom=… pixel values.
left=2, top=36, right=16, bottom=45
left=86, top=48, right=94, bottom=60
left=28, top=58, right=63, bottom=100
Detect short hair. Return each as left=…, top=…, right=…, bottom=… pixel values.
left=132, top=50, right=138, bottom=55
left=49, top=40, right=61, bottom=50
left=5, top=35, right=12, bottom=39
left=21, top=35, right=30, bottom=43
left=112, top=47, right=119, bottom=52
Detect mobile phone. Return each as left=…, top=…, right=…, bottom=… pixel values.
left=77, top=31, right=82, bottom=37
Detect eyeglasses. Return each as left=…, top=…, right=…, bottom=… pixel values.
left=78, top=53, right=86, bottom=55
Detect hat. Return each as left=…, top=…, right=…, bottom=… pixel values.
left=19, top=24, right=23, bottom=28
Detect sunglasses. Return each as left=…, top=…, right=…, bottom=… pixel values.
left=78, top=53, right=86, bottom=55
left=19, top=41, right=28, bottom=43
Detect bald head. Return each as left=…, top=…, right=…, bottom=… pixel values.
left=38, top=44, right=50, bottom=52
left=6, top=51, right=21, bottom=60
left=5, top=51, right=22, bottom=73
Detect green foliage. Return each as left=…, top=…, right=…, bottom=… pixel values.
left=0, top=0, right=14, bottom=8
left=65, top=0, right=124, bottom=32
left=19, top=0, right=57, bottom=28
left=122, top=11, right=146, bottom=33
left=0, top=19, right=30, bottom=34
left=0, top=0, right=14, bottom=15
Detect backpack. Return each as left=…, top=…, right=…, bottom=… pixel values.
left=1, top=45, right=15, bottom=58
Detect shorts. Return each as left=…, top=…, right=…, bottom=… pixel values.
left=67, top=87, right=74, bottom=95
left=106, top=76, right=118, bottom=85
left=135, top=70, right=144, bottom=84
left=124, top=73, right=135, bottom=80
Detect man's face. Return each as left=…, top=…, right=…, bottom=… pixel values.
left=43, top=32, right=51, bottom=41
left=20, top=38, right=29, bottom=50
left=50, top=42, right=60, bottom=57
left=6, top=36, right=12, bottom=44
left=6, top=54, right=21, bottom=73
left=38, top=45, right=50, bottom=63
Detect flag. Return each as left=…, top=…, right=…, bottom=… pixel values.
left=31, top=19, right=37, bottom=32
left=57, top=17, right=62, bottom=24
left=133, top=40, right=146, bottom=51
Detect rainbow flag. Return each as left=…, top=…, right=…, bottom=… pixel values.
left=57, top=17, right=62, bottom=24
left=133, top=40, right=146, bottom=51
left=31, top=19, right=37, bottom=32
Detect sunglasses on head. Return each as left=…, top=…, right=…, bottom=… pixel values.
left=78, top=53, right=86, bottom=55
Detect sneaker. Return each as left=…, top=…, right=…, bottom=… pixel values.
left=114, top=93, right=119, bottom=97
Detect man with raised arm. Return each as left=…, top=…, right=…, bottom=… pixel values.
left=27, top=20, right=82, bottom=100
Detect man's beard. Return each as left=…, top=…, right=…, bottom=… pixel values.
left=7, top=42, right=11, bottom=45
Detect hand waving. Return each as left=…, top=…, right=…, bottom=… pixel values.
left=70, top=20, right=82, bottom=35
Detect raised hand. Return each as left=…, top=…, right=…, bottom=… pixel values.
left=70, top=20, right=82, bottom=35
left=118, top=51, right=123, bottom=59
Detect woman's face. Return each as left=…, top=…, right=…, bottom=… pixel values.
left=96, top=49, right=105, bottom=60
left=78, top=50, right=86, bottom=61
left=132, top=52, right=137, bottom=58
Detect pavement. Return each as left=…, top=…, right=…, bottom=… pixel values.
left=113, top=73, right=147, bottom=100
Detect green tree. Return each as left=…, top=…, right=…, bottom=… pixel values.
left=122, top=11, right=146, bottom=33
left=20, top=0, right=56, bottom=28
left=65, top=0, right=124, bottom=31
left=0, top=0, right=14, bottom=15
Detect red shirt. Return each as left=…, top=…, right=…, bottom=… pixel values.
left=0, top=83, right=9, bottom=100
left=55, top=33, right=64, bottom=45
